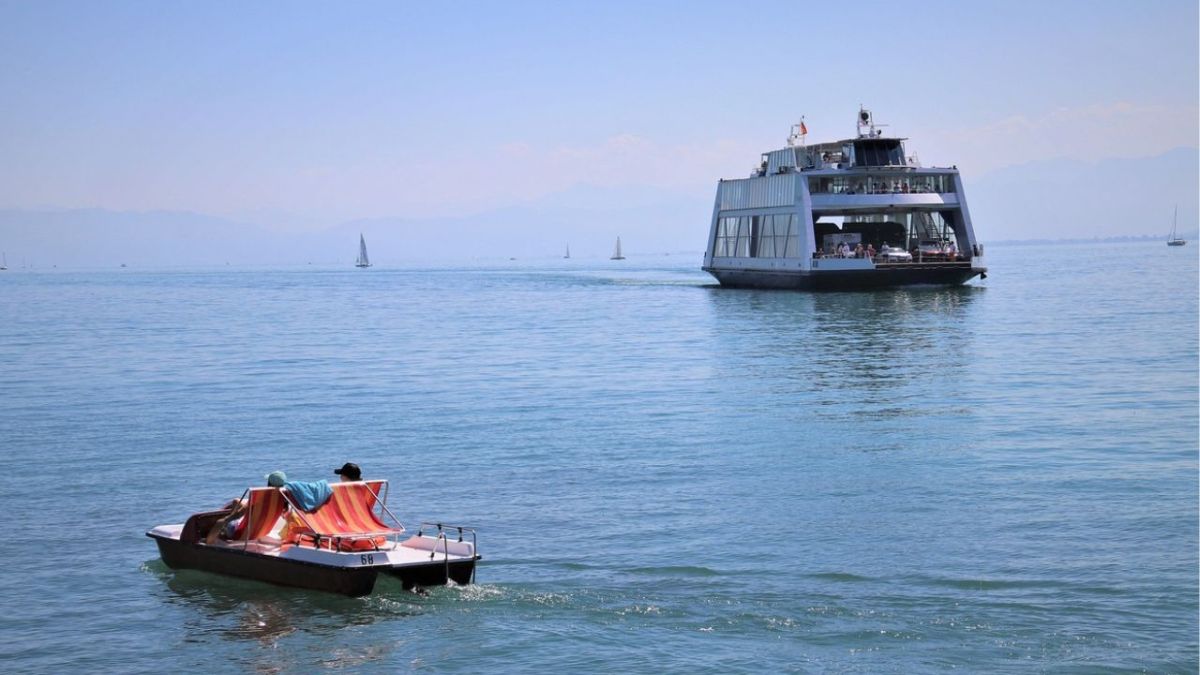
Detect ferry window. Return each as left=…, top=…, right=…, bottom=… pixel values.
left=784, top=215, right=799, bottom=257
left=771, top=215, right=787, bottom=257
left=715, top=214, right=802, bottom=257
left=736, top=217, right=751, bottom=257
left=853, top=140, right=904, bottom=167
left=758, top=217, right=776, bottom=257
left=714, top=216, right=738, bottom=257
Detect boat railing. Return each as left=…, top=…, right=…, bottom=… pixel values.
left=415, top=522, right=478, bottom=583
left=363, top=480, right=406, bottom=535
left=815, top=252, right=974, bottom=263
left=815, top=243, right=983, bottom=264
left=416, top=521, right=477, bottom=545
left=236, top=487, right=251, bottom=551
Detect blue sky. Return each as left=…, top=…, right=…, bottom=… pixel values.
left=1, top=0, right=1197, bottom=229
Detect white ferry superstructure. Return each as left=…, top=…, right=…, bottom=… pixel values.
left=702, top=107, right=987, bottom=290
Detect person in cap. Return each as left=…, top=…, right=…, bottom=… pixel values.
left=334, top=462, right=362, bottom=482
left=206, top=470, right=287, bottom=544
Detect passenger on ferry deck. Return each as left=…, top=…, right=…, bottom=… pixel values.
left=866, top=243, right=876, bottom=259
left=947, top=241, right=958, bottom=260
left=854, top=243, right=864, bottom=258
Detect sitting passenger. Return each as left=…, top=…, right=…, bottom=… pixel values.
left=205, top=471, right=291, bottom=544
left=270, top=469, right=333, bottom=512
left=854, top=243, right=864, bottom=258
left=205, top=498, right=247, bottom=545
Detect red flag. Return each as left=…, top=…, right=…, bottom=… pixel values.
left=800, top=121, right=808, bottom=135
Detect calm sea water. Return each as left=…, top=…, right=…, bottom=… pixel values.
left=0, top=242, right=1196, bottom=673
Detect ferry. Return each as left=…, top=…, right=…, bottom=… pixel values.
left=147, top=479, right=479, bottom=596
left=702, top=107, right=987, bottom=290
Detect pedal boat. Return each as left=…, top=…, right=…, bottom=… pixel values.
left=146, top=480, right=479, bottom=596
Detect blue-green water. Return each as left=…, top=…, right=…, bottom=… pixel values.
left=1, top=242, right=1196, bottom=673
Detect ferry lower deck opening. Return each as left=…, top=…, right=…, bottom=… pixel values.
left=812, top=211, right=976, bottom=261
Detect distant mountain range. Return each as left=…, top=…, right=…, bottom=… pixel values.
left=968, top=146, right=1198, bottom=242
left=1, top=147, right=1195, bottom=267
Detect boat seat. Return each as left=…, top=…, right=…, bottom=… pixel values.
left=284, top=482, right=402, bottom=551
left=231, top=487, right=288, bottom=542
left=180, top=509, right=233, bottom=544
left=364, top=480, right=386, bottom=511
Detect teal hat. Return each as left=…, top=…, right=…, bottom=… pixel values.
left=266, top=470, right=287, bottom=488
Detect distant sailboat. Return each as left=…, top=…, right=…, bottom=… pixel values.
left=1167, top=206, right=1186, bottom=246
left=564, top=245, right=570, bottom=259
left=356, top=233, right=372, bottom=267
left=0, top=252, right=6, bottom=271
left=611, top=236, right=625, bottom=260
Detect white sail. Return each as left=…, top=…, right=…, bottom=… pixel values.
left=1168, top=205, right=1186, bottom=246
left=356, top=234, right=372, bottom=267
left=611, top=236, right=625, bottom=260
left=564, top=245, right=570, bottom=259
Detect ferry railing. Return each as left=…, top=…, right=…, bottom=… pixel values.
left=813, top=252, right=973, bottom=265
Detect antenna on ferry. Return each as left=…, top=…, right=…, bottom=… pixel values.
left=857, top=105, right=873, bottom=138
left=856, top=105, right=887, bottom=138
left=787, top=116, right=808, bottom=147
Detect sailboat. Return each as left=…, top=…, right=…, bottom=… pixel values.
left=564, top=245, right=570, bottom=259
left=0, top=252, right=7, bottom=271
left=356, top=233, right=372, bottom=267
left=1167, top=206, right=1186, bottom=246
left=610, top=236, right=625, bottom=260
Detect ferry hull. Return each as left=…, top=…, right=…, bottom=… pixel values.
left=704, top=264, right=985, bottom=290
left=149, top=533, right=380, bottom=597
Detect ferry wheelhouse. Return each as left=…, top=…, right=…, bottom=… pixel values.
left=702, top=108, right=987, bottom=290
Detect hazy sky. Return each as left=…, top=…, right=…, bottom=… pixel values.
left=1, top=0, right=1197, bottom=228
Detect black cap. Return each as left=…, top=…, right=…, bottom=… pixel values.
left=334, top=462, right=361, bottom=480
